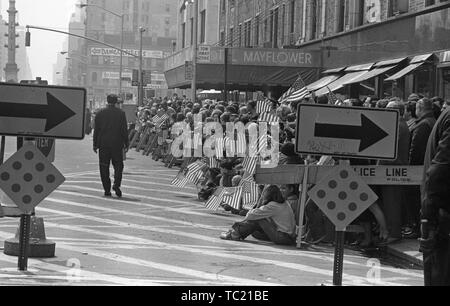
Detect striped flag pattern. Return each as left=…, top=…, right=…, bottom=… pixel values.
left=171, top=171, right=190, bottom=188
left=242, top=156, right=258, bottom=175
left=256, top=100, right=272, bottom=114
left=239, top=173, right=260, bottom=210
left=257, top=133, right=268, bottom=155
left=185, top=161, right=207, bottom=185
left=236, top=133, right=247, bottom=155
left=153, top=113, right=169, bottom=128
left=202, top=157, right=220, bottom=169
left=205, top=187, right=225, bottom=211
left=215, top=137, right=224, bottom=159
left=221, top=186, right=243, bottom=210
left=280, top=74, right=309, bottom=104
left=258, top=112, right=279, bottom=123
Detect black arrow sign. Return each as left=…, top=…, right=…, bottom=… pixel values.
left=0, top=92, right=76, bottom=132
left=314, top=114, right=389, bottom=152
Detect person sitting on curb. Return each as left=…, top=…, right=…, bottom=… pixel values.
left=220, top=185, right=297, bottom=246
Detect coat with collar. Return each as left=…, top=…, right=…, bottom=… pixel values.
left=409, top=113, right=436, bottom=165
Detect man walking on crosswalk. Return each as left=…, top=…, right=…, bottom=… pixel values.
left=93, top=94, right=129, bottom=198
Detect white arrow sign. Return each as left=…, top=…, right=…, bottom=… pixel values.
left=296, top=104, right=399, bottom=160
left=0, top=83, right=86, bottom=139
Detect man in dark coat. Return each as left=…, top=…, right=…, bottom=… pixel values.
left=406, top=98, right=437, bottom=238
left=420, top=108, right=450, bottom=286
left=93, top=94, right=129, bottom=197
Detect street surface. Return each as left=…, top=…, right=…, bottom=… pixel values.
left=0, top=136, right=423, bottom=286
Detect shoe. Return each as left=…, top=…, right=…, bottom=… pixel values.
left=104, top=192, right=112, bottom=197
left=113, top=186, right=122, bottom=198
left=220, top=203, right=233, bottom=212
left=220, top=230, right=242, bottom=241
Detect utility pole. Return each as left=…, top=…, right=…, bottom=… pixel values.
left=4, top=0, right=19, bottom=83
left=191, top=0, right=199, bottom=104
left=138, top=27, right=146, bottom=107
left=3, top=0, right=20, bottom=159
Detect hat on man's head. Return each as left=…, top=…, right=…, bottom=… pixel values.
left=408, top=94, right=420, bottom=102
left=107, top=94, right=119, bottom=104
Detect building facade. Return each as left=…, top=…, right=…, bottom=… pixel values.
left=65, top=0, right=178, bottom=108
left=165, top=0, right=450, bottom=101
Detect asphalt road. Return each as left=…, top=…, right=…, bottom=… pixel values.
left=0, top=135, right=423, bottom=286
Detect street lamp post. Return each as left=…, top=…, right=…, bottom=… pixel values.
left=79, top=3, right=124, bottom=98
left=138, top=27, right=146, bottom=107
left=191, top=0, right=199, bottom=104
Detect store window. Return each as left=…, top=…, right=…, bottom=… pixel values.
left=415, top=66, right=434, bottom=98
left=442, top=68, right=450, bottom=101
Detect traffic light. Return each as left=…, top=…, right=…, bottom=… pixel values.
left=25, top=30, right=30, bottom=47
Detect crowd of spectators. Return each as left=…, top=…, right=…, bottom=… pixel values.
left=129, top=91, right=449, bottom=248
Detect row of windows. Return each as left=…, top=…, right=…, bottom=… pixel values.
left=218, top=0, right=449, bottom=48
left=89, top=56, right=164, bottom=70
left=180, top=9, right=207, bottom=48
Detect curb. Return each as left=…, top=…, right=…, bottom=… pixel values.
left=385, top=244, right=423, bottom=268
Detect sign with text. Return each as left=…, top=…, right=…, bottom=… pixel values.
left=255, top=165, right=423, bottom=186
left=90, top=47, right=170, bottom=59
left=296, top=104, right=399, bottom=160
left=0, top=83, right=86, bottom=140
left=197, top=45, right=211, bottom=63
left=36, top=138, right=55, bottom=162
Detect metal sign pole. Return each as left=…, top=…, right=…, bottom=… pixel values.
left=296, top=161, right=309, bottom=248
left=333, top=230, right=346, bottom=286
left=18, top=214, right=31, bottom=271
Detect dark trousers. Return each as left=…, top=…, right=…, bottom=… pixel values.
left=423, top=233, right=450, bottom=286
left=99, top=147, right=124, bottom=193
left=232, top=219, right=295, bottom=246
left=379, top=186, right=403, bottom=239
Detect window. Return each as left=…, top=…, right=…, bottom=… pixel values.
left=244, top=20, right=251, bottom=47
left=200, top=10, right=206, bottom=43
left=190, top=17, right=194, bottom=45
left=336, top=0, right=345, bottom=32
left=281, top=4, right=286, bottom=45
left=181, top=22, right=186, bottom=48
left=272, top=8, right=279, bottom=48
left=255, top=14, right=260, bottom=46
left=238, top=23, right=242, bottom=46
left=220, top=31, right=225, bottom=46
left=290, top=0, right=295, bottom=34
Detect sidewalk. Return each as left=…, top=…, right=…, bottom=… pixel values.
left=385, top=239, right=423, bottom=267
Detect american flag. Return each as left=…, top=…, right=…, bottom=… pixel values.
left=236, top=133, right=247, bottom=156
left=257, top=133, right=268, bottom=156
left=241, top=179, right=260, bottom=210
left=152, top=113, right=169, bottom=128
left=185, top=161, right=207, bottom=185
left=171, top=171, right=190, bottom=188
left=215, top=136, right=224, bottom=159
left=242, top=157, right=258, bottom=175
left=258, top=112, right=279, bottom=123
left=326, top=86, right=339, bottom=105
left=280, top=74, right=309, bottom=104
left=256, top=100, right=272, bottom=114
left=205, top=187, right=225, bottom=211
left=221, top=186, right=243, bottom=210
left=202, top=157, right=220, bottom=169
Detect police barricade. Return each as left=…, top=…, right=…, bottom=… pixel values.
left=255, top=164, right=424, bottom=248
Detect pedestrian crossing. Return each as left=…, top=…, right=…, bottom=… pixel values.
left=0, top=159, right=424, bottom=286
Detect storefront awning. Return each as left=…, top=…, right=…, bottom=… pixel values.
left=343, top=65, right=398, bottom=85
left=385, top=62, right=425, bottom=81
left=345, top=62, right=374, bottom=72
left=385, top=53, right=435, bottom=82
left=322, top=66, right=346, bottom=74
left=374, top=57, right=407, bottom=67
left=315, top=71, right=368, bottom=96
left=306, top=74, right=340, bottom=91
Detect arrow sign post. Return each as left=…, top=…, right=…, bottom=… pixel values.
left=296, top=104, right=399, bottom=160
left=0, top=83, right=86, bottom=140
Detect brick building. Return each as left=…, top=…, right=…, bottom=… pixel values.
left=165, top=0, right=450, bottom=101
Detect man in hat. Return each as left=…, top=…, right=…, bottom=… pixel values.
left=93, top=94, right=129, bottom=198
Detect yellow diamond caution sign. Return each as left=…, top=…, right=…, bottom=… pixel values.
left=0, top=143, right=65, bottom=214
left=308, top=164, right=378, bottom=231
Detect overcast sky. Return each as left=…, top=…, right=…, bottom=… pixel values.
left=1, top=0, right=80, bottom=83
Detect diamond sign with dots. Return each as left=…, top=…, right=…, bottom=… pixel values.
left=308, top=164, right=378, bottom=231
left=0, top=143, right=65, bottom=214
